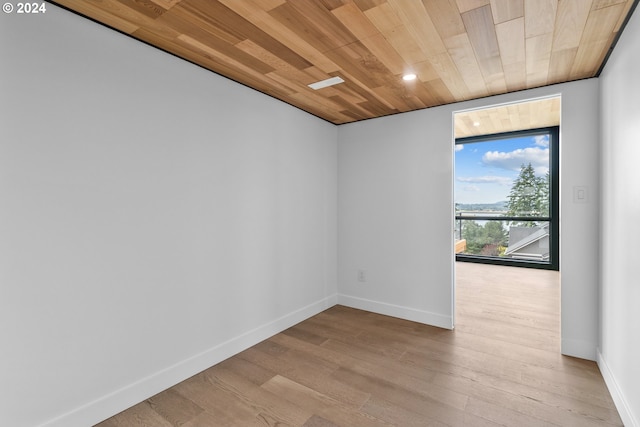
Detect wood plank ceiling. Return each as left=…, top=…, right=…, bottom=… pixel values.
left=52, top=0, right=637, bottom=125
left=454, top=96, right=560, bottom=138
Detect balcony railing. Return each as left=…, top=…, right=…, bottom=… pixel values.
left=455, top=212, right=550, bottom=262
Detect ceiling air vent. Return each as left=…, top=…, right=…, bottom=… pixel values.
left=308, top=76, right=345, bottom=90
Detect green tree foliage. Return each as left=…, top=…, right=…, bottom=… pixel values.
left=461, top=220, right=508, bottom=255
left=506, top=163, right=550, bottom=226
left=485, top=221, right=507, bottom=245
left=539, top=171, right=550, bottom=217
left=462, top=220, right=484, bottom=253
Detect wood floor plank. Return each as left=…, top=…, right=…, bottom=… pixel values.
left=269, top=332, right=467, bottom=412
left=433, top=370, right=622, bottom=425
left=360, top=395, right=454, bottom=427
left=96, top=401, right=174, bottom=427
left=464, top=397, right=558, bottom=427
left=455, top=301, right=558, bottom=332
left=195, top=363, right=312, bottom=426
left=520, top=364, right=620, bottom=410
left=330, top=365, right=495, bottom=426
left=452, top=315, right=560, bottom=352
left=95, top=262, right=622, bottom=426
left=147, top=389, right=204, bottom=426
left=281, top=323, right=332, bottom=345
left=170, top=372, right=261, bottom=425
left=301, top=415, right=341, bottom=427
left=238, top=344, right=371, bottom=409
left=261, top=375, right=389, bottom=427
left=214, top=354, right=277, bottom=386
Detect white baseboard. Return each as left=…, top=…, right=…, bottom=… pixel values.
left=38, top=293, right=339, bottom=427
left=561, top=338, right=597, bottom=361
left=598, top=348, right=638, bottom=427
left=337, top=294, right=453, bottom=330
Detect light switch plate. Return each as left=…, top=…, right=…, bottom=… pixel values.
left=573, top=186, right=588, bottom=203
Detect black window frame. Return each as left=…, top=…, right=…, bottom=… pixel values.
left=455, top=126, right=559, bottom=271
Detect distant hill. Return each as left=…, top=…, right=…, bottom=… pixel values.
left=456, top=201, right=507, bottom=211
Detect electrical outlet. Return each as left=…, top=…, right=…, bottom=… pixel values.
left=357, top=269, right=366, bottom=282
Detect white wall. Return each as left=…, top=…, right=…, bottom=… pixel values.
left=338, top=79, right=601, bottom=359
left=599, top=5, right=640, bottom=426
left=338, top=108, right=455, bottom=328
left=0, top=6, right=337, bottom=427
left=0, top=3, right=618, bottom=426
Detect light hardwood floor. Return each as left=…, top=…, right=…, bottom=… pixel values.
left=96, top=262, right=622, bottom=426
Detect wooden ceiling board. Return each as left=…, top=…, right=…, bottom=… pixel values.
left=363, top=2, right=403, bottom=33
left=61, top=0, right=140, bottom=34
left=490, top=0, right=524, bottom=24
left=150, top=0, right=182, bottom=8
left=570, top=2, right=628, bottom=78
left=278, top=1, right=358, bottom=52
left=548, top=48, right=578, bottom=84
left=123, top=0, right=168, bottom=19
left=454, top=97, right=561, bottom=139
left=502, top=62, right=527, bottom=92
left=444, top=33, right=490, bottom=98
left=525, top=33, right=553, bottom=87
left=332, top=2, right=380, bottom=39
left=236, top=39, right=304, bottom=79
left=352, top=0, right=387, bottom=12
left=422, top=77, right=456, bottom=106
left=413, top=59, right=441, bottom=84
left=552, top=0, right=592, bottom=51
left=430, top=52, right=473, bottom=101
left=456, top=0, right=491, bottom=14
left=52, top=0, right=637, bottom=124
left=242, top=9, right=341, bottom=74
left=359, top=33, right=408, bottom=75
left=424, top=0, right=467, bottom=40
left=325, top=43, right=387, bottom=89
left=593, top=0, right=627, bottom=10
left=404, top=81, right=436, bottom=107
left=325, top=81, right=369, bottom=105
left=379, top=24, right=430, bottom=69
left=496, top=17, right=526, bottom=91
left=462, top=5, right=506, bottom=93
left=373, top=85, right=413, bottom=112
left=525, top=0, right=558, bottom=38
left=387, top=0, right=447, bottom=58
left=615, top=0, right=637, bottom=30
left=462, top=5, right=500, bottom=60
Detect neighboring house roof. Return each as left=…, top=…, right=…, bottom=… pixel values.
left=505, top=224, right=550, bottom=260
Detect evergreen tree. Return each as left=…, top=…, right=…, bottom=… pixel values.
left=506, top=163, right=549, bottom=226
left=539, top=171, right=550, bottom=217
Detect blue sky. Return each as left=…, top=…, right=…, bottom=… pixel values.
left=455, top=134, right=549, bottom=204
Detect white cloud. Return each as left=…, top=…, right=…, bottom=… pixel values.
left=455, top=145, right=464, bottom=151
left=457, top=175, right=513, bottom=185
left=463, top=185, right=480, bottom=192
left=482, top=147, right=549, bottom=175
left=534, top=135, right=549, bottom=147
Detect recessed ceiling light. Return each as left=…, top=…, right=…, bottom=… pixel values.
left=308, top=76, right=345, bottom=90
left=402, top=73, right=417, bottom=81
left=473, top=122, right=481, bottom=127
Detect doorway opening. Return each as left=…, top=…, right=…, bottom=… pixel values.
left=451, top=96, right=561, bottom=332
left=453, top=96, right=560, bottom=271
